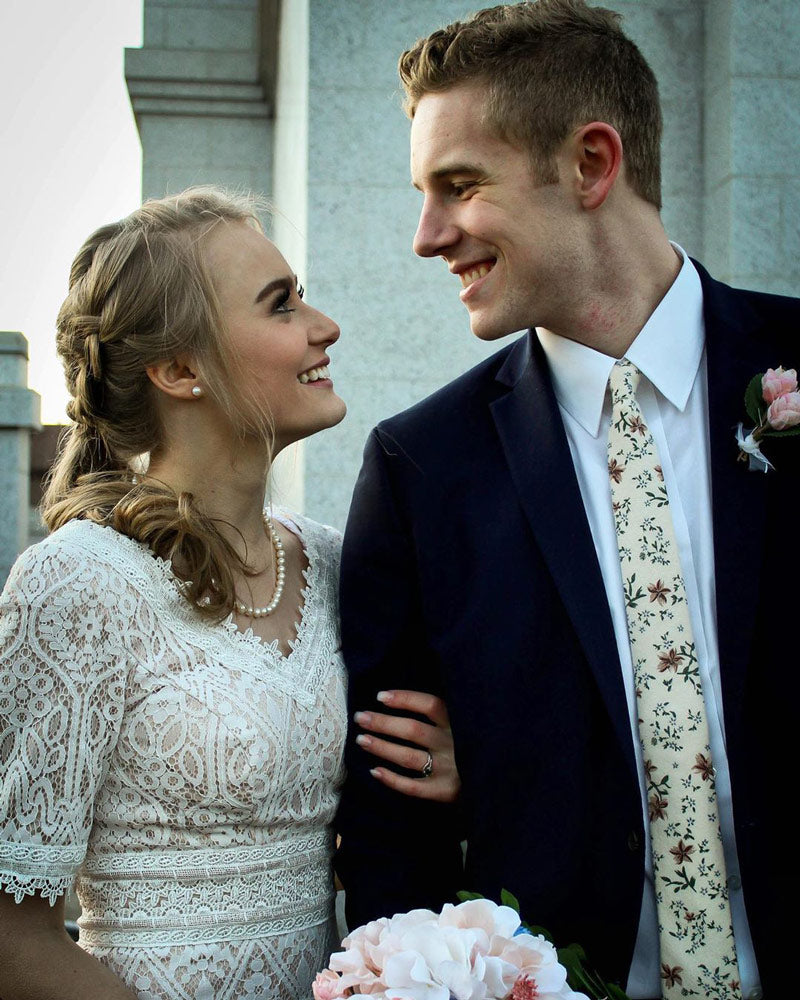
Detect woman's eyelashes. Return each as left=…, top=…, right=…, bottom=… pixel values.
left=273, top=281, right=304, bottom=314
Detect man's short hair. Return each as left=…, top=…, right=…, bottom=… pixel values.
left=399, top=0, right=663, bottom=208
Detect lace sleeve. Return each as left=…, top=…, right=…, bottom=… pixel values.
left=0, top=532, right=129, bottom=904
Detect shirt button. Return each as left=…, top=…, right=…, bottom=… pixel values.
left=627, top=830, right=641, bottom=852
left=748, top=988, right=763, bottom=1000
left=728, top=872, right=742, bottom=891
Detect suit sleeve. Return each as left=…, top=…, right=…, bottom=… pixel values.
left=335, top=427, right=464, bottom=930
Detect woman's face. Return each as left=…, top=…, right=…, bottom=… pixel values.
left=204, top=221, right=346, bottom=451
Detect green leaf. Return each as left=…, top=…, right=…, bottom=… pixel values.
left=761, top=424, right=800, bottom=438
left=744, top=373, right=766, bottom=425
left=456, top=890, right=484, bottom=902
left=607, top=984, right=631, bottom=1000
left=558, top=942, right=588, bottom=964
left=500, top=889, right=521, bottom=913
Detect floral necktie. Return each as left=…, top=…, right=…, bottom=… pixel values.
left=607, top=360, right=741, bottom=999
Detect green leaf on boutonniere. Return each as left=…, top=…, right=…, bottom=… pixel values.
left=744, top=373, right=766, bottom=425
left=455, top=891, right=484, bottom=902
left=500, top=888, right=521, bottom=913
left=761, top=424, right=800, bottom=438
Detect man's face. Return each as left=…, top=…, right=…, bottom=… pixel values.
left=410, top=82, right=579, bottom=341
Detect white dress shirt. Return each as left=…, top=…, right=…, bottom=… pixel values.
left=536, top=249, right=761, bottom=999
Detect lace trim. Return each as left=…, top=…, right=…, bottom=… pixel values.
left=74, top=831, right=335, bottom=946
left=80, top=831, right=331, bottom=878
left=0, top=840, right=85, bottom=902
left=0, top=869, right=74, bottom=905
left=0, top=839, right=86, bottom=869
left=77, top=899, right=332, bottom=948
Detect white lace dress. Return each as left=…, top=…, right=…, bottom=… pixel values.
left=0, top=512, right=347, bottom=999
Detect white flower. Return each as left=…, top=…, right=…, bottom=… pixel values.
left=323, top=899, right=588, bottom=1000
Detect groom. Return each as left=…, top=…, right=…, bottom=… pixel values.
left=336, top=2, right=795, bottom=996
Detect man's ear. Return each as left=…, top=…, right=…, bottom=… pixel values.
left=146, top=356, right=201, bottom=400
left=570, top=121, right=623, bottom=210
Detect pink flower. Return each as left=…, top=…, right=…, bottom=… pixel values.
left=767, top=391, right=800, bottom=430
left=762, top=366, right=798, bottom=404
left=312, top=970, right=347, bottom=1000
left=511, top=974, right=541, bottom=1000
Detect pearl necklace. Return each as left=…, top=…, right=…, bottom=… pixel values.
left=234, top=514, right=286, bottom=618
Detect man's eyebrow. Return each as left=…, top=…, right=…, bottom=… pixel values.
left=411, top=164, right=483, bottom=191
left=254, top=275, right=296, bottom=305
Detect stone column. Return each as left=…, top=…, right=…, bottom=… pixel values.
left=0, top=332, right=42, bottom=586
left=125, top=0, right=274, bottom=203
left=704, top=0, right=799, bottom=294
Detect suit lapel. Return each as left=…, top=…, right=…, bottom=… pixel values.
left=490, top=334, right=637, bottom=780
left=697, top=263, right=770, bottom=740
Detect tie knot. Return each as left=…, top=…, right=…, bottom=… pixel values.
left=608, top=358, right=641, bottom=405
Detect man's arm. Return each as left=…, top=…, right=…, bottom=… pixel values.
left=335, top=427, right=464, bottom=930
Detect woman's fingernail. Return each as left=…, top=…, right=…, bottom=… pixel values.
left=376, top=691, right=392, bottom=703
left=369, top=768, right=382, bottom=778
left=356, top=734, right=371, bottom=747
left=354, top=711, right=370, bottom=725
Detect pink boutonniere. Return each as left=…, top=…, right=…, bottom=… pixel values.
left=736, top=365, right=800, bottom=471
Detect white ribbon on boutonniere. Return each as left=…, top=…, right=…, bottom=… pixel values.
left=735, top=423, right=774, bottom=473
left=736, top=365, right=800, bottom=471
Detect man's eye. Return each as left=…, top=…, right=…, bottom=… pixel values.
left=452, top=181, right=474, bottom=197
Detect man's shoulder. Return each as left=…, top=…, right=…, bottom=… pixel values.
left=374, top=333, right=527, bottom=441
left=693, top=259, right=800, bottom=322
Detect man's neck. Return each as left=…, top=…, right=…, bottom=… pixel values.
left=545, top=225, right=683, bottom=358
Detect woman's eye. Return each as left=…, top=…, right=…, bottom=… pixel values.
left=273, top=282, right=304, bottom=314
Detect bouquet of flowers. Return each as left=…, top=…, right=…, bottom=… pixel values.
left=312, top=897, right=593, bottom=1000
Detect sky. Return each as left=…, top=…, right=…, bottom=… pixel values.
left=0, top=0, right=143, bottom=423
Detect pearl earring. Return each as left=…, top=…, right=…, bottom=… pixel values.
left=191, top=385, right=203, bottom=398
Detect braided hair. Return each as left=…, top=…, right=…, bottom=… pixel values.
left=42, top=186, right=270, bottom=617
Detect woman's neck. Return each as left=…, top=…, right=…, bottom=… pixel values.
left=146, top=436, right=273, bottom=559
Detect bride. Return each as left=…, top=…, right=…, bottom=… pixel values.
left=0, top=188, right=459, bottom=999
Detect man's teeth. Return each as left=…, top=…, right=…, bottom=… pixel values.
left=298, top=364, right=330, bottom=384
left=459, top=263, right=494, bottom=288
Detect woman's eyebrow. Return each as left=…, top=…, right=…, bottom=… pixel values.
left=254, top=275, right=295, bottom=305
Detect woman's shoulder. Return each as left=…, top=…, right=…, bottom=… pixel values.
left=272, top=507, right=342, bottom=553
left=4, top=519, right=158, bottom=601
left=21, top=517, right=145, bottom=564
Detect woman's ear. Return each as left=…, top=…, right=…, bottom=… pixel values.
left=146, top=356, right=202, bottom=400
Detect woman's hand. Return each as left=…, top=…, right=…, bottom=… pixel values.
left=354, top=690, right=461, bottom=803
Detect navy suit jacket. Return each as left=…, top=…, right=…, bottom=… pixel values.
left=336, top=264, right=798, bottom=991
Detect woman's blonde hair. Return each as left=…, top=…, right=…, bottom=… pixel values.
left=42, top=186, right=272, bottom=618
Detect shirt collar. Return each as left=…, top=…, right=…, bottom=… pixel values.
left=536, top=245, right=705, bottom=437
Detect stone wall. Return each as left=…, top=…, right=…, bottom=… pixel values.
left=0, top=333, right=41, bottom=585
left=125, top=0, right=273, bottom=202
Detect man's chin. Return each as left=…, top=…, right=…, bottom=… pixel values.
left=469, top=314, right=526, bottom=342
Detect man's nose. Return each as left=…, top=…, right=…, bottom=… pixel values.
left=412, top=198, right=459, bottom=258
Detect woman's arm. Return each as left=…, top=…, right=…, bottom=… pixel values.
left=354, top=689, right=461, bottom=803
left=0, top=893, right=138, bottom=1000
